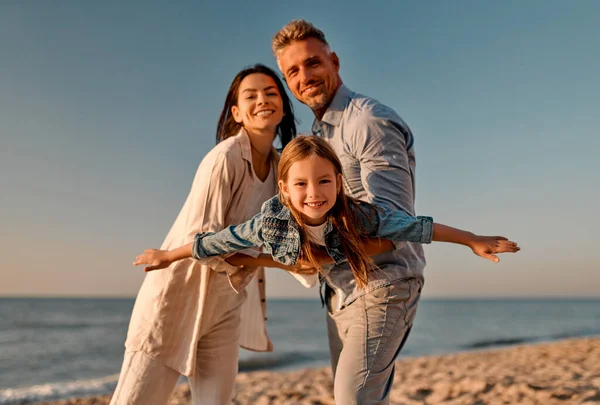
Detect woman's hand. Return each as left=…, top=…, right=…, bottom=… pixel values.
left=133, top=249, right=174, bottom=272
left=282, top=261, right=319, bottom=275
left=468, top=236, right=520, bottom=262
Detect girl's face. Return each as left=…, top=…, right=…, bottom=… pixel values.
left=231, top=73, right=284, bottom=135
left=279, top=155, right=342, bottom=226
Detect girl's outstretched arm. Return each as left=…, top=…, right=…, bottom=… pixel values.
left=362, top=205, right=520, bottom=262
left=133, top=243, right=194, bottom=272
left=134, top=212, right=265, bottom=272
left=432, top=224, right=519, bottom=262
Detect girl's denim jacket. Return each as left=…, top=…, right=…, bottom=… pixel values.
left=192, top=195, right=433, bottom=271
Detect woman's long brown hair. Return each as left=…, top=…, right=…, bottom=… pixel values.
left=277, top=136, right=377, bottom=289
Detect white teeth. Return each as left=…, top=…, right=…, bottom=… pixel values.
left=306, top=202, right=325, bottom=207
left=303, top=84, right=320, bottom=94
left=255, top=110, right=274, bottom=117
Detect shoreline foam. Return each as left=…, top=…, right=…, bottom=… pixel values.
left=4, top=337, right=598, bottom=405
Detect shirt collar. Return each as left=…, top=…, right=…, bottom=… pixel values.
left=236, top=128, right=253, bottom=163
left=236, top=127, right=280, bottom=166
left=312, top=84, right=352, bottom=132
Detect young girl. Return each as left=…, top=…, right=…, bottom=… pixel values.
left=134, top=136, right=520, bottom=286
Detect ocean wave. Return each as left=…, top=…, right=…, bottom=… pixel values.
left=462, top=337, right=533, bottom=349
left=0, top=352, right=329, bottom=404
left=462, top=329, right=600, bottom=350
left=11, top=320, right=126, bottom=331
left=239, top=350, right=329, bottom=372
left=0, top=374, right=119, bottom=405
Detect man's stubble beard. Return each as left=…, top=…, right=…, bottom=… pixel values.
left=303, top=93, right=332, bottom=113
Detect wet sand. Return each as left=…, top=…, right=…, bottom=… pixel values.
left=34, top=337, right=600, bottom=405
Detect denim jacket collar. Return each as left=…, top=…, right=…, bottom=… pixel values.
left=270, top=198, right=292, bottom=221
left=323, top=217, right=334, bottom=235
left=261, top=196, right=345, bottom=265
left=263, top=197, right=337, bottom=234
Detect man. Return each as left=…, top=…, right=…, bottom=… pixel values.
left=273, top=20, right=426, bottom=404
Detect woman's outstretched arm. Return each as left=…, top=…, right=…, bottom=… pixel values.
left=133, top=243, right=194, bottom=272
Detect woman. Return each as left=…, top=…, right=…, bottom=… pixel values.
left=110, top=64, right=298, bottom=405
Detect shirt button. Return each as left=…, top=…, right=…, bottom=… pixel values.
left=261, top=298, right=265, bottom=302
left=258, top=279, right=263, bottom=283
left=264, top=317, right=268, bottom=321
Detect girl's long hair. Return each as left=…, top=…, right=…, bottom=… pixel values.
left=215, top=64, right=296, bottom=150
left=277, top=136, right=377, bottom=289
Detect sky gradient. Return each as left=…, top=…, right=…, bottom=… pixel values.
left=1, top=1, right=598, bottom=298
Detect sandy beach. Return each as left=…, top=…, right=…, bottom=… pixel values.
left=32, top=337, right=600, bottom=405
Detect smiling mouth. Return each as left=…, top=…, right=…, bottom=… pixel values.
left=255, top=110, right=275, bottom=117
left=305, top=201, right=326, bottom=208
left=302, top=84, right=322, bottom=96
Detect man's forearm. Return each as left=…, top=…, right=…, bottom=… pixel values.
left=362, top=238, right=395, bottom=256
left=225, top=253, right=289, bottom=270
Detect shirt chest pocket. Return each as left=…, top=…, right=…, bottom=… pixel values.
left=261, top=217, right=300, bottom=265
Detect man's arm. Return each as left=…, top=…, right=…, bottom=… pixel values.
left=224, top=253, right=318, bottom=275
left=361, top=238, right=395, bottom=256
left=352, top=111, right=416, bottom=214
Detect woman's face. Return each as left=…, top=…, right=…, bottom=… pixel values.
left=231, top=73, right=284, bottom=136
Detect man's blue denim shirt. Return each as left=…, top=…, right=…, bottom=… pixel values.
left=192, top=195, right=433, bottom=267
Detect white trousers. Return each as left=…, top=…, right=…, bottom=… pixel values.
left=110, top=273, right=247, bottom=405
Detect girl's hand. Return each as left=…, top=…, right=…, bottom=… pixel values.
left=468, top=236, right=520, bottom=262
left=133, top=249, right=174, bottom=272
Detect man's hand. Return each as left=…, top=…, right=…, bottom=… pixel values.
left=133, top=249, right=174, bottom=272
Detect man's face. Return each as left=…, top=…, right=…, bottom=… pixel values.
left=277, top=38, right=340, bottom=114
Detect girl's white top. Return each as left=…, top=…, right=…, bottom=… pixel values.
left=290, top=223, right=324, bottom=288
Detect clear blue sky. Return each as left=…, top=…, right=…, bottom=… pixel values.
left=1, top=1, right=598, bottom=298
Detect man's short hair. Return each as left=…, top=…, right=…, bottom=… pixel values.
left=272, top=20, right=329, bottom=57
